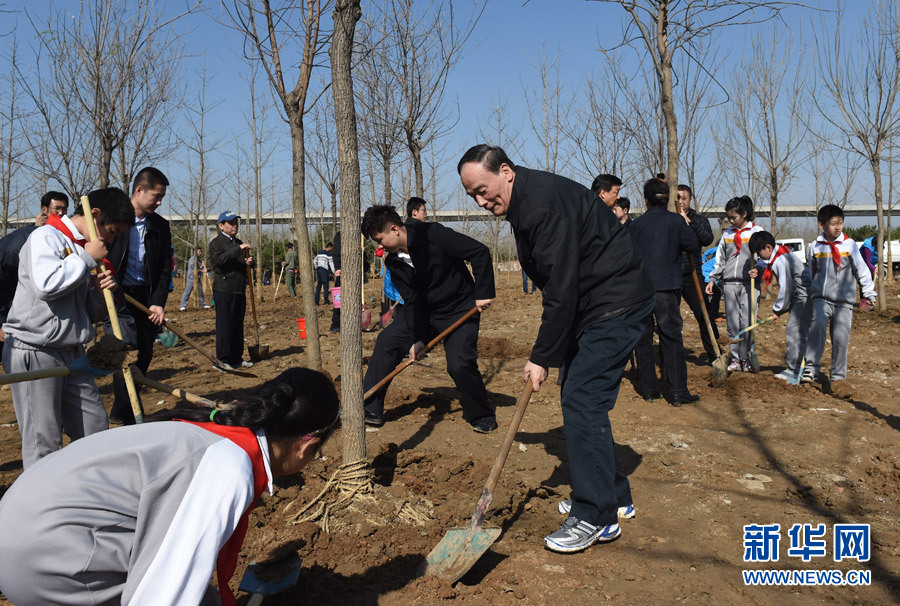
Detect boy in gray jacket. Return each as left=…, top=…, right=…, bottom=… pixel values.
left=1, top=188, right=134, bottom=468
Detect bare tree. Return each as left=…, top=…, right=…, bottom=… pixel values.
left=589, top=0, right=804, bottom=208
left=372, top=0, right=482, bottom=198
left=728, top=28, right=807, bottom=235
left=813, top=1, right=900, bottom=308
left=523, top=44, right=574, bottom=175
left=307, top=88, right=340, bottom=233
left=224, top=0, right=330, bottom=369
left=27, top=1, right=190, bottom=190
left=1, top=39, right=24, bottom=235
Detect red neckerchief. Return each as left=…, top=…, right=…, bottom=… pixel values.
left=731, top=225, right=753, bottom=256
left=179, top=421, right=268, bottom=606
left=762, top=245, right=791, bottom=287
left=816, top=233, right=844, bottom=270
left=46, top=214, right=115, bottom=274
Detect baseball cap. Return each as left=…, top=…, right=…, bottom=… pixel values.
left=217, top=211, right=240, bottom=223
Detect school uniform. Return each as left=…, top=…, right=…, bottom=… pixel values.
left=629, top=207, right=700, bottom=399
left=0, top=421, right=271, bottom=606
left=507, top=166, right=655, bottom=528
left=708, top=222, right=764, bottom=363
left=209, top=231, right=249, bottom=366
left=804, top=233, right=875, bottom=380
left=362, top=221, right=496, bottom=426
left=107, top=211, right=172, bottom=424
left=1, top=215, right=109, bottom=468
left=760, top=246, right=812, bottom=375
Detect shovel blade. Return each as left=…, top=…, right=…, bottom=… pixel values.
left=248, top=345, right=270, bottom=361
left=420, top=526, right=502, bottom=582
left=711, top=354, right=729, bottom=388
left=239, top=559, right=300, bottom=596
left=362, top=309, right=372, bottom=330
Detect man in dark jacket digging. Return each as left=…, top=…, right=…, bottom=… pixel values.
left=459, top=144, right=655, bottom=554
left=360, top=205, right=496, bottom=433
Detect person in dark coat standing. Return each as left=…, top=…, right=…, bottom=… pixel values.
left=677, top=184, right=719, bottom=360
left=107, top=167, right=173, bottom=425
left=629, top=179, right=701, bottom=405
left=360, top=205, right=497, bottom=433
left=208, top=211, right=254, bottom=369
left=459, top=145, right=655, bottom=554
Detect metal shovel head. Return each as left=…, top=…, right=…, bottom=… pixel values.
left=711, top=353, right=729, bottom=387
left=159, top=328, right=179, bottom=348
left=362, top=309, right=373, bottom=330
left=420, top=525, right=502, bottom=582
left=248, top=345, right=270, bottom=361
left=239, top=558, right=301, bottom=596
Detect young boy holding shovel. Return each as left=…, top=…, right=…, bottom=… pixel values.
left=1, top=188, right=133, bottom=468
left=360, top=205, right=497, bottom=433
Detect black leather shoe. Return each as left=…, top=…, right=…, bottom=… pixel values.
left=364, top=412, right=385, bottom=427
left=643, top=391, right=663, bottom=402
left=670, top=393, right=700, bottom=406
left=471, top=417, right=498, bottom=433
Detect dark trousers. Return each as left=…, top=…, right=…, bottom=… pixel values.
left=563, top=296, right=654, bottom=527
left=522, top=269, right=537, bottom=294
left=315, top=267, right=330, bottom=304
left=110, top=285, right=156, bottom=424
left=681, top=271, right=719, bottom=358
left=362, top=307, right=493, bottom=424
left=708, top=283, right=723, bottom=320
left=635, top=290, right=690, bottom=397
left=214, top=290, right=246, bottom=366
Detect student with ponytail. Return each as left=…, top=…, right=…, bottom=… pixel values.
left=0, top=367, right=339, bottom=606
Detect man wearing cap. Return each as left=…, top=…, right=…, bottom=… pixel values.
left=208, top=211, right=254, bottom=369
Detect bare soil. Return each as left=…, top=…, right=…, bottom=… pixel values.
left=2, top=276, right=899, bottom=605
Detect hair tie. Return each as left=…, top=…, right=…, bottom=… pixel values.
left=209, top=409, right=219, bottom=422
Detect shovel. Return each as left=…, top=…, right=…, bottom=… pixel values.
left=273, top=265, right=286, bottom=300
left=245, top=249, right=270, bottom=361
left=0, top=356, right=117, bottom=386
left=239, top=556, right=301, bottom=606
left=687, top=257, right=728, bottom=387
left=730, top=317, right=776, bottom=342
left=787, top=357, right=806, bottom=386
left=421, top=382, right=534, bottom=582
left=122, top=293, right=256, bottom=378
left=381, top=300, right=401, bottom=327
left=749, top=277, right=760, bottom=373
left=363, top=306, right=479, bottom=400
left=129, top=370, right=219, bottom=408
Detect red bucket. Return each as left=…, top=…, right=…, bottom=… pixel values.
left=330, top=287, right=341, bottom=309
left=297, top=318, right=306, bottom=339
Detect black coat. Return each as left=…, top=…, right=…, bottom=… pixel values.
left=680, top=207, right=714, bottom=274
left=107, top=212, right=172, bottom=309
left=629, top=207, right=700, bottom=292
left=507, top=166, right=654, bottom=368
left=208, top=231, right=248, bottom=294
left=0, top=225, right=39, bottom=324
left=385, top=221, right=495, bottom=342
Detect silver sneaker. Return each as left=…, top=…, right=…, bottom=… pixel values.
left=557, top=499, right=636, bottom=519
left=544, top=517, right=620, bottom=553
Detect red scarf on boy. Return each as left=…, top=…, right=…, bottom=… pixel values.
left=46, top=213, right=115, bottom=273
left=816, top=234, right=845, bottom=270
left=762, top=245, right=791, bottom=288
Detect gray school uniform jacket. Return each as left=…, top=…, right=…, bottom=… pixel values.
left=0, top=422, right=273, bottom=606
left=709, top=222, right=764, bottom=283
left=764, top=250, right=811, bottom=315
left=807, top=233, right=876, bottom=307
left=1, top=218, right=103, bottom=348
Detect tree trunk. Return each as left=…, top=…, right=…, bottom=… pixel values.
left=872, top=156, right=886, bottom=311
left=887, top=153, right=894, bottom=283
left=289, top=116, right=323, bottom=369
left=409, top=138, right=424, bottom=199
left=770, top=170, right=778, bottom=236
left=330, top=187, right=338, bottom=237
left=99, top=142, right=113, bottom=189
left=655, top=1, right=679, bottom=211
left=383, top=160, right=391, bottom=206
left=331, top=0, right=364, bottom=465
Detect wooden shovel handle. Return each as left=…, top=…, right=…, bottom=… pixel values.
left=363, top=306, right=480, bottom=400
left=0, top=366, right=70, bottom=386
left=687, top=257, right=721, bottom=357
left=80, top=196, right=143, bottom=424
left=130, top=372, right=218, bottom=407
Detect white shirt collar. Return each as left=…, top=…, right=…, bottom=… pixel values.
left=255, top=429, right=275, bottom=495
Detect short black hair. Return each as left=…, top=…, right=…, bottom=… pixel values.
left=656, top=172, right=666, bottom=181
left=286, top=242, right=294, bottom=249
left=457, top=145, right=516, bottom=174
left=748, top=231, right=776, bottom=255
left=591, top=174, right=622, bottom=196
left=132, top=167, right=169, bottom=195
left=406, top=197, right=426, bottom=218
left=74, top=187, right=134, bottom=226
left=677, top=184, right=692, bottom=198
left=817, top=204, right=844, bottom=224
left=41, top=191, right=69, bottom=209
left=325, top=242, right=334, bottom=248
left=361, top=205, right=404, bottom=238
left=725, top=195, right=754, bottom=221
left=614, top=197, right=631, bottom=212
left=643, top=178, right=669, bottom=207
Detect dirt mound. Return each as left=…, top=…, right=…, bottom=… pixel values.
left=479, top=337, right=531, bottom=359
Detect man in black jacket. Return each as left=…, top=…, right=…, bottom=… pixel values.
left=630, top=180, right=701, bottom=405
left=107, top=167, right=172, bottom=424
left=208, top=211, right=253, bottom=369
left=677, top=184, right=719, bottom=360
left=360, top=205, right=496, bottom=433
left=459, top=145, right=655, bottom=554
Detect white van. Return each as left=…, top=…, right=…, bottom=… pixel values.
left=776, top=238, right=807, bottom=265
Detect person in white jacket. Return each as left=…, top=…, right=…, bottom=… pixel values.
left=0, top=367, right=340, bottom=606
left=1, top=188, right=133, bottom=468
left=802, top=204, right=876, bottom=384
